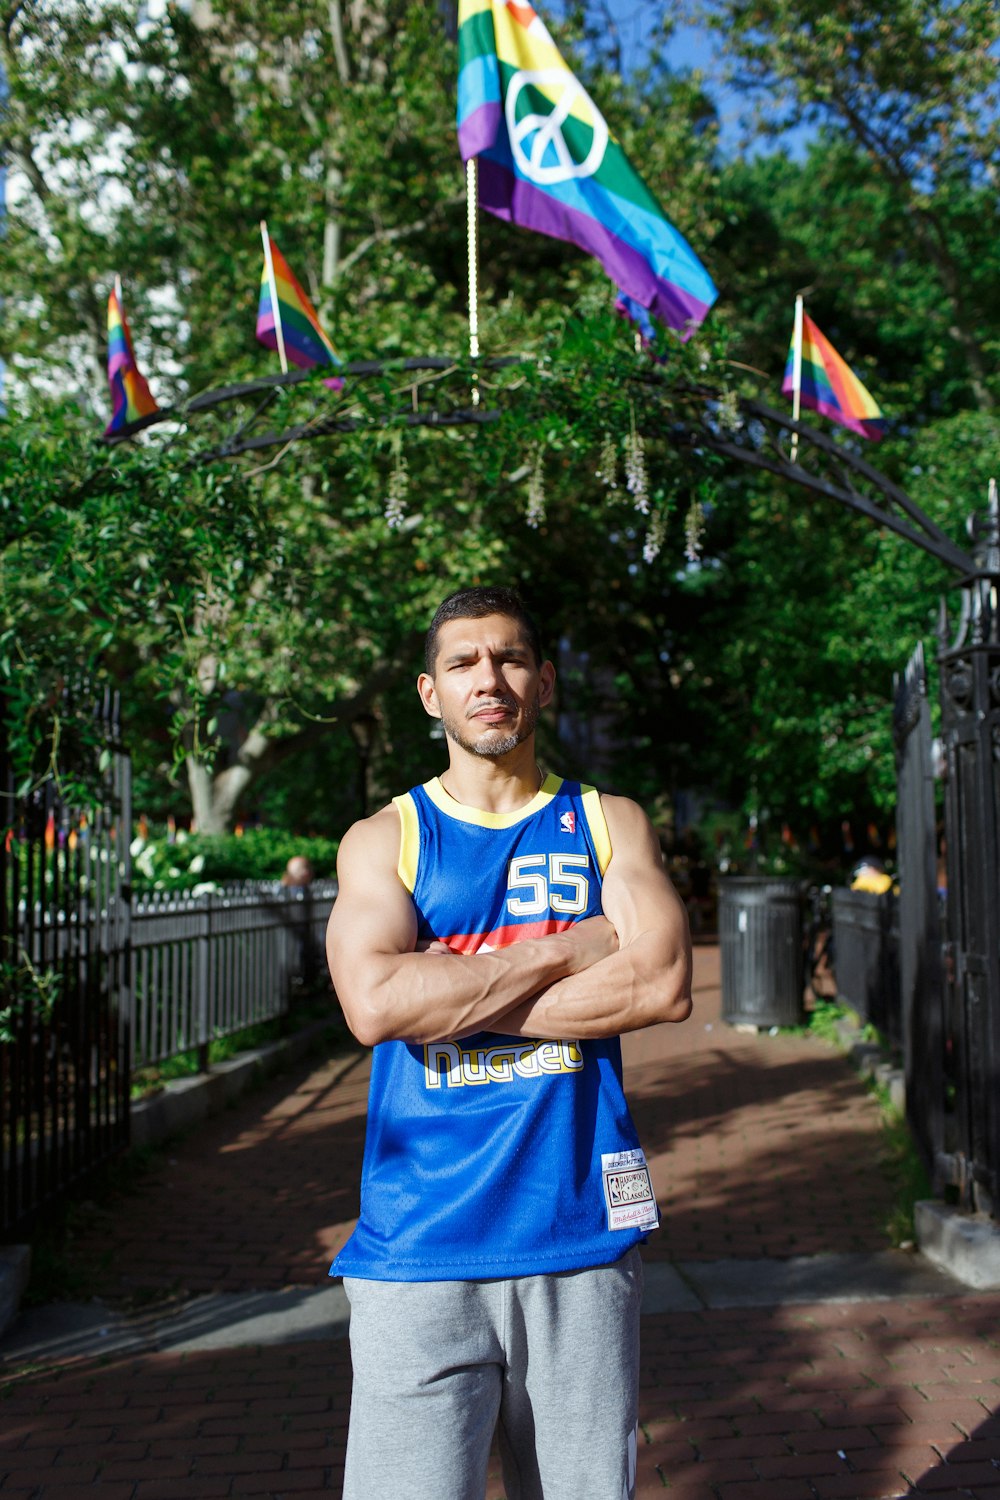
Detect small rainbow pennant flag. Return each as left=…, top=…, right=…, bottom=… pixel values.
left=456, top=0, right=717, bottom=338
left=104, top=279, right=160, bottom=436
left=257, top=225, right=343, bottom=387
left=782, top=301, right=885, bottom=440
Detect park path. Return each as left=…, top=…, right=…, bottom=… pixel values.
left=2, top=946, right=999, bottom=1499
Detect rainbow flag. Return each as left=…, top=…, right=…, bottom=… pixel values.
left=104, top=281, right=159, bottom=436
left=457, top=0, right=717, bottom=338
left=782, top=310, right=885, bottom=440
left=615, top=290, right=656, bottom=347
left=257, top=233, right=343, bottom=386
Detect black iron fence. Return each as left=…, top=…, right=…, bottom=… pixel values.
left=1, top=694, right=132, bottom=1236
left=936, top=498, right=1000, bottom=1216
left=131, top=881, right=337, bottom=1072
left=1, top=690, right=343, bottom=1236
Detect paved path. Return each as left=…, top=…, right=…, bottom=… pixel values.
left=2, top=947, right=999, bottom=1499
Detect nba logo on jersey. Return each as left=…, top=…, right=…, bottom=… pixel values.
left=560, top=811, right=576, bottom=834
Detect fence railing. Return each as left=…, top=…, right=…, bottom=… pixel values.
left=130, top=880, right=337, bottom=1071
left=831, top=888, right=902, bottom=1051
left=1, top=693, right=133, bottom=1237
left=2, top=872, right=338, bottom=1236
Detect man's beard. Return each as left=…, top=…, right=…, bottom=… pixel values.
left=440, top=695, right=541, bottom=758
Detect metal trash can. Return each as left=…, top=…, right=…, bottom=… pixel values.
left=719, top=877, right=805, bottom=1028
left=830, top=887, right=900, bottom=1047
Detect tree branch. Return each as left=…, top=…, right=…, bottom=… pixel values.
left=328, top=0, right=351, bottom=85
left=184, top=635, right=422, bottom=831
left=338, top=194, right=466, bottom=277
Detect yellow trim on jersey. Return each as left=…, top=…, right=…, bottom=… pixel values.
left=423, top=772, right=564, bottom=829
left=393, top=792, right=420, bottom=892
left=581, top=785, right=612, bottom=875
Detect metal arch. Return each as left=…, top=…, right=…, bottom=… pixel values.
left=102, top=355, right=518, bottom=465
left=664, top=385, right=977, bottom=577
left=104, top=354, right=977, bottom=577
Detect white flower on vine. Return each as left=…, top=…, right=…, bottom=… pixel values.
left=643, top=506, right=667, bottom=564
left=384, top=434, right=409, bottom=528
left=716, top=388, right=743, bottom=435
left=596, top=432, right=619, bottom=491
left=685, top=499, right=706, bottom=562
left=526, top=450, right=546, bottom=529
left=624, top=404, right=648, bottom=514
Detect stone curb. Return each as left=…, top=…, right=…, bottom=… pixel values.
left=915, top=1198, right=1000, bottom=1289
left=130, top=1016, right=350, bottom=1150
left=2, top=1251, right=978, bottom=1367
left=833, top=1017, right=906, bottom=1112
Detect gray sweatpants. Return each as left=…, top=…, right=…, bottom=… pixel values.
left=341, top=1246, right=642, bottom=1500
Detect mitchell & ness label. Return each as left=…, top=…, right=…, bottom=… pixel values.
left=601, top=1148, right=659, bottom=1232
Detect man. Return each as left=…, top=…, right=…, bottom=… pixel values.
left=281, top=855, right=315, bottom=887
left=327, top=586, right=692, bottom=1500
left=849, top=856, right=894, bottom=895
left=281, top=855, right=319, bottom=988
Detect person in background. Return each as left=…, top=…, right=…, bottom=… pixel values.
left=849, top=856, right=894, bottom=895
left=282, top=855, right=318, bottom=987
left=282, top=855, right=315, bottom=888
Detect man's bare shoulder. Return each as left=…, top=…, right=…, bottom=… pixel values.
left=598, top=792, right=646, bottom=820
left=599, top=793, right=657, bottom=842
left=337, top=801, right=402, bottom=873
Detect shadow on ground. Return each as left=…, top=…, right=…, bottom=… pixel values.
left=3, top=1296, right=999, bottom=1499
left=47, top=1047, right=370, bottom=1306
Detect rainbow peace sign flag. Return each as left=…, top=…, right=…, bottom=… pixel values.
left=457, top=0, right=717, bottom=339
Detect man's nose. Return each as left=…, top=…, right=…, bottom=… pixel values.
left=472, top=655, right=504, bottom=692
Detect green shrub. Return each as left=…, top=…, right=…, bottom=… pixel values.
left=131, top=827, right=340, bottom=893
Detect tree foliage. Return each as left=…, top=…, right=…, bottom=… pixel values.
left=693, top=0, right=1000, bottom=409
left=3, top=0, right=998, bottom=855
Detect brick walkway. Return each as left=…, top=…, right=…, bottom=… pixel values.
left=56, top=1046, right=372, bottom=1301
left=3, top=946, right=999, bottom=1499
left=623, top=949, right=898, bottom=1263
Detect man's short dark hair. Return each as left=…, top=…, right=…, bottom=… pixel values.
left=424, top=588, right=544, bottom=675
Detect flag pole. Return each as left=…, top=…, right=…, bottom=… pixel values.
left=790, top=293, right=803, bottom=463
left=260, top=220, right=288, bottom=376
left=466, top=158, right=480, bottom=407
left=114, top=273, right=123, bottom=308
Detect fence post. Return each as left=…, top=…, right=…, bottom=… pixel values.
left=892, top=644, right=943, bottom=1176
left=113, top=697, right=133, bottom=1138
left=195, top=891, right=212, bottom=1074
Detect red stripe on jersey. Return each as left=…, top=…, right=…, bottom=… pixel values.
left=435, top=917, right=576, bottom=953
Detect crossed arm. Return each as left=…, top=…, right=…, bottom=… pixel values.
left=326, top=795, right=692, bottom=1048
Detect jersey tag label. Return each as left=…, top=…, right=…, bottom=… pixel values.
left=560, top=810, right=576, bottom=833
left=601, top=1149, right=659, bottom=1232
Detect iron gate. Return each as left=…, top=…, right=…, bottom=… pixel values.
left=892, top=642, right=944, bottom=1176
left=936, top=498, right=1000, bottom=1216
left=1, top=692, right=132, bottom=1236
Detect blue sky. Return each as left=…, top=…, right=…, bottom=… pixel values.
left=556, top=0, right=813, bottom=159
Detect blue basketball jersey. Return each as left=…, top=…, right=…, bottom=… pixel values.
left=330, top=773, right=658, bottom=1281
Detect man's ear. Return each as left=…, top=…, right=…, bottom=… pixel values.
left=538, top=659, right=556, bottom=709
left=417, top=671, right=441, bottom=719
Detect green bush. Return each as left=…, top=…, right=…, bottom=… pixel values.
left=131, top=827, right=340, bottom=893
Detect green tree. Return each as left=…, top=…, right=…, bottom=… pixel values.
left=691, top=0, right=1000, bottom=409
left=4, top=0, right=997, bottom=854
left=2, top=0, right=730, bottom=831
